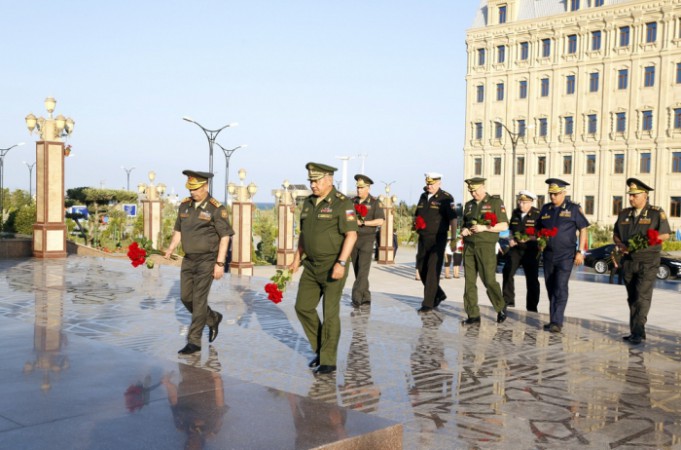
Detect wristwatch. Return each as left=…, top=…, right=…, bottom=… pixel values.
left=215, top=262, right=225, bottom=267
left=337, top=260, right=347, bottom=267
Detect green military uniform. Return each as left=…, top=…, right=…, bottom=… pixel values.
left=295, top=165, right=358, bottom=367
left=351, top=175, right=385, bottom=306
left=175, top=192, right=234, bottom=348
left=613, top=178, right=671, bottom=343
left=462, top=179, right=508, bottom=321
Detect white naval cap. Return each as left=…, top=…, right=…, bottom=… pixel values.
left=518, top=190, right=536, bottom=201
left=424, top=172, right=443, bottom=185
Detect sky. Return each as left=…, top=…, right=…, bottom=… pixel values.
left=1, top=1, right=480, bottom=206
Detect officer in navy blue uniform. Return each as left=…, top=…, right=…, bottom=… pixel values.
left=536, top=179, right=589, bottom=333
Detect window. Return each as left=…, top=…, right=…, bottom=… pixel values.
left=586, top=155, right=596, bottom=174
left=644, top=66, right=655, bottom=87
left=518, top=119, right=526, bottom=137
left=494, top=157, right=502, bottom=175
left=541, top=77, right=550, bottom=96
left=520, top=42, right=529, bottom=60
left=614, top=154, right=625, bottom=174
left=594, top=0, right=604, bottom=6
left=496, top=83, right=505, bottom=101
left=499, top=5, right=507, bottom=24
left=567, top=34, right=577, bottom=54
left=542, top=38, right=551, bottom=57
left=564, top=116, right=574, bottom=136
left=646, top=22, right=657, bottom=43
left=591, top=30, right=601, bottom=51
left=475, top=122, right=483, bottom=140
left=517, top=157, right=525, bottom=175
left=569, top=0, right=579, bottom=11
left=566, top=74, right=575, bottom=94
left=675, top=108, right=681, bottom=129
left=588, top=114, right=597, bottom=134
left=537, top=195, right=545, bottom=208
left=497, top=45, right=506, bottom=63
left=671, top=197, right=681, bottom=217
left=474, top=158, right=482, bottom=175
left=539, top=118, right=548, bottom=137
left=519, top=80, right=528, bottom=99
left=677, top=63, right=681, bottom=84
left=640, top=152, right=651, bottom=173
left=673, top=152, right=681, bottom=173
left=618, top=69, right=629, bottom=89
left=616, top=112, right=626, bottom=133
left=620, top=26, right=630, bottom=47
left=477, top=48, right=486, bottom=66
left=585, top=196, right=594, bottom=215
left=589, top=72, right=599, bottom=92
left=538, top=156, right=546, bottom=175
left=642, top=110, right=653, bottom=131
left=563, top=155, right=572, bottom=174
left=613, top=196, right=623, bottom=215
left=476, top=85, right=484, bottom=103
left=495, top=121, right=503, bottom=139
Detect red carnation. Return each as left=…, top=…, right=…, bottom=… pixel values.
left=415, top=216, right=427, bottom=230
left=264, top=282, right=284, bottom=304
left=483, top=212, right=498, bottom=227
left=354, top=204, right=368, bottom=218
left=126, top=242, right=147, bottom=268
left=647, top=229, right=662, bottom=246
left=525, top=227, right=536, bottom=236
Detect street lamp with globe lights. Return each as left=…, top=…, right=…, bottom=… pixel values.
left=0, top=142, right=26, bottom=232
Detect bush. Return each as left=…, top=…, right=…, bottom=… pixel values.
left=13, top=203, right=36, bottom=235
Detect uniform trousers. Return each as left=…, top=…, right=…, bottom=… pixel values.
left=180, top=253, right=221, bottom=346
left=351, top=234, right=375, bottom=304
left=462, top=241, right=505, bottom=318
left=502, top=246, right=540, bottom=311
left=416, top=233, right=447, bottom=308
left=295, top=258, right=349, bottom=366
left=622, top=255, right=660, bottom=338
left=542, top=250, right=574, bottom=326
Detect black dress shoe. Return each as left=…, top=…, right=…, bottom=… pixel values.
left=308, top=356, right=320, bottom=368
left=178, top=343, right=201, bottom=355
left=209, top=312, right=223, bottom=343
left=462, top=317, right=481, bottom=325
left=417, top=306, right=433, bottom=314
left=628, top=335, right=643, bottom=345
left=496, top=311, right=507, bottom=323
left=623, top=334, right=646, bottom=341
left=549, top=324, right=562, bottom=333
left=314, top=365, right=337, bottom=375
left=543, top=323, right=552, bottom=330
left=434, top=294, right=447, bottom=307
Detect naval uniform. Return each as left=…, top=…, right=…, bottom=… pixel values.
left=350, top=195, right=384, bottom=305
left=295, top=187, right=358, bottom=366
left=415, top=189, right=457, bottom=308
left=461, top=194, right=508, bottom=318
left=175, top=196, right=234, bottom=347
left=536, top=200, right=589, bottom=327
left=614, top=204, right=671, bottom=339
left=502, top=206, right=541, bottom=311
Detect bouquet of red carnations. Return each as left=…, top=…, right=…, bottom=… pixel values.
left=264, top=269, right=292, bottom=304
left=414, top=216, right=426, bottom=231
left=627, top=229, right=662, bottom=253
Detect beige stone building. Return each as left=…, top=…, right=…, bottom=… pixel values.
left=465, top=0, right=681, bottom=231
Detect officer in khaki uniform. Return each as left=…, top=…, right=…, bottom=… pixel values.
left=165, top=170, right=234, bottom=355
left=613, top=178, right=671, bottom=345
left=290, top=162, right=358, bottom=374
left=460, top=177, right=509, bottom=324
left=350, top=174, right=385, bottom=308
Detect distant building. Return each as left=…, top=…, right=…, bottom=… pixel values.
left=465, top=0, right=681, bottom=230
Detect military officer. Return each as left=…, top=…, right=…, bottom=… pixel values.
left=290, top=162, right=358, bottom=374
left=460, top=177, right=509, bottom=324
left=536, top=178, right=589, bottom=333
left=502, top=190, right=541, bottom=312
left=350, top=174, right=385, bottom=308
left=613, top=178, right=671, bottom=345
left=164, top=170, right=234, bottom=355
left=414, top=172, right=458, bottom=313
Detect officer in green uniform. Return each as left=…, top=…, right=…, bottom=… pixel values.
left=290, top=162, right=358, bottom=375
left=460, top=177, right=509, bottom=324
left=165, top=170, right=234, bottom=355
left=350, top=174, right=385, bottom=308
left=613, top=178, right=671, bottom=345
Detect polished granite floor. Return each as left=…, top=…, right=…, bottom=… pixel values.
left=1, top=256, right=681, bottom=449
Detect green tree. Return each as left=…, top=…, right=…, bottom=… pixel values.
left=13, top=202, right=37, bottom=235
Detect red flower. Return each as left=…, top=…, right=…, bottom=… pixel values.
left=354, top=204, right=368, bottom=218
left=415, top=216, right=427, bottom=230
left=647, top=229, right=662, bottom=246
left=126, top=242, right=147, bottom=268
left=525, top=227, right=536, bottom=236
left=264, top=282, right=284, bottom=304
left=483, top=212, right=498, bottom=227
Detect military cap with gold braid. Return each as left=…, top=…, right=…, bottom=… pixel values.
left=518, top=190, right=536, bottom=201
left=464, top=177, right=486, bottom=192
left=545, top=178, right=570, bottom=194
left=626, top=178, right=653, bottom=195
left=425, top=172, right=443, bottom=185
left=305, top=162, right=337, bottom=181
left=354, top=174, right=374, bottom=187
left=182, top=170, right=213, bottom=190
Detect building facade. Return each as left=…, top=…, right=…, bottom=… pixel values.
left=465, top=0, right=681, bottom=230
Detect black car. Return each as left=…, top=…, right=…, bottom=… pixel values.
left=583, top=244, right=681, bottom=280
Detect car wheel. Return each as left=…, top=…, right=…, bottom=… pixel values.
left=594, top=260, right=608, bottom=274
left=657, top=265, right=671, bottom=280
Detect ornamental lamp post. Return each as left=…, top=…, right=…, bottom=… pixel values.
left=137, top=171, right=167, bottom=250
left=25, top=97, right=75, bottom=257
left=121, top=166, right=135, bottom=191
left=214, top=142, right=247, bottom=205
left=377, top=182, right=398, bottom=265
left=0, top=142, right=26, bottom=233
left=182, top=116, right=238, bottom=193
left=227, top=168, right=257, bottom=276
left=495, top=120, right=532, bottom=205
left=23, top=161, right=36, bottom=199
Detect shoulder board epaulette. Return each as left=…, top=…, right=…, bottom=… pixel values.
left=491, top=194, right=501, bottom=199
left=209, top=198, right=223, bottom=208
left=181, top=197, right=192, bottom=204
left=335, top=192, right=347, bottom=200
left=440, top=190, right=453, bottom=198
left=649, top=205, right=661, bottom=211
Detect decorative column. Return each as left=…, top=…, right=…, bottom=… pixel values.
left=25, top=97, right=75, bottom=258
left=274, top=180, right=295, bottom=269
left=377, top=185, right=398, bottom=265
left=228, top=168, right=257, bottom=276
left=137, top=171, right=166, bottom=250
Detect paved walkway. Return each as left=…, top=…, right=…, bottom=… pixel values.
left=1, top=248, right=680, bottom=449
